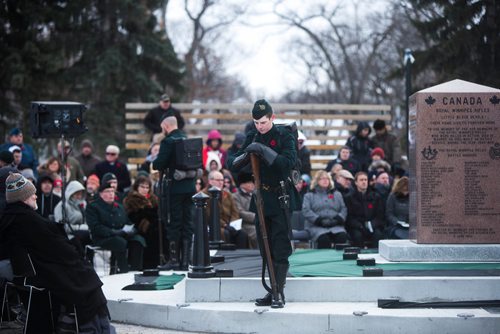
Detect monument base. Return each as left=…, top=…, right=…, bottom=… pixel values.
left=379, top=240, right=500, bottom=262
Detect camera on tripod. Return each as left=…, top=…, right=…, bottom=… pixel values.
left=30, top=101, right=88, bottom=138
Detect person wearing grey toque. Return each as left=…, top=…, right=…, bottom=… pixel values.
left=0, top=173, right=113, bottom=333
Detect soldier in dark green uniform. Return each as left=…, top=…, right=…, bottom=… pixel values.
left=153, top=116, right=195, bottom=270
left=86, top=180, right=145, bottom=273
left=227, top=99, right=300, bottom=308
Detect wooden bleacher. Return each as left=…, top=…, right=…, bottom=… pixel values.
left=125, top=103, right=391, bottom=172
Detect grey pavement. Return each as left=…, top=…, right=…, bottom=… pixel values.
left=0, top=321, right=203, bottom=333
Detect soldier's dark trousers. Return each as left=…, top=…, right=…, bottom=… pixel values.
left=255, top=210, right=292, bottom=265
left=254, top=210, right=292, bottom=307
left=167, top=193, right=194, bottom=245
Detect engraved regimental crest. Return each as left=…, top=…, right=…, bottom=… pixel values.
left=489, top=143, right=500, bottom=160
left=425, top=95, right=436, bottom=106
left=490, top=95, right=500, bottom=105
left=259, top=104, right=266, bottom=111
left=421, top=145, right=438, bottom=160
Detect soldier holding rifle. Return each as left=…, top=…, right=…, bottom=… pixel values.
left=228, top=100, right=300, bottom=308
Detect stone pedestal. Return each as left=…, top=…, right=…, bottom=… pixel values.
left=379, top=240, right=500, bottom=262
left=409, top=79, right=500, bottom=243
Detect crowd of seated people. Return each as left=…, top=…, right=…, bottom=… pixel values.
left=0, top=119, right=407, bottom=276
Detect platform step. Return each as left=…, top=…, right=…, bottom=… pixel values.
left=185, top=276, right=500, bottom=303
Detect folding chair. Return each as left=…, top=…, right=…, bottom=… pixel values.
left=9, top=249, right=79, bottom=334
left=290, top=210, right=313, bottom=249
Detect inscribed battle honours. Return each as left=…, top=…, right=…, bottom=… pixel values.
left=409, top=79, right=500, bottom=243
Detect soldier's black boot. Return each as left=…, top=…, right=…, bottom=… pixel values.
left=158, top=241, right=180, bottom=270
left=271, top=263, right=289, bottom=309
left=180, top=239, right=192, bottom=271
left=255, top=292, right=273, bottom=306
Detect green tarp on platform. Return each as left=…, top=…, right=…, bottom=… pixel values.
left=289, top=249, right=500, bottom=277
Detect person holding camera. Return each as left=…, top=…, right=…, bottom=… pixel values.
left=302, top=171, right=348, bottom=249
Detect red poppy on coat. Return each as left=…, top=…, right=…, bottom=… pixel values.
left=367, top=203, right=373, bottom=209
left=328, top=194, right=334, bottom=199
left=113, top=202, right=119, bottom=208
left=269, top=139, right=277, bottom=147
left=116, top=162, right=121, bottom=168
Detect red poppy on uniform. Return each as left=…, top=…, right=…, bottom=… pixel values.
left=269, top=139, right=277, bottom=147
left=328, top=194, right=334, bottom=199
left=367, top=203, right=373, bottom=209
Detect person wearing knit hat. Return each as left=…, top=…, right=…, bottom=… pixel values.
left=5, top=172, right=37, bottom=206
left=100, top=172, right=117, bottom=192
left=202, top=129, right=227, bottom=168
left=94, top=145, right=131, bottom=193
left=0, top=175, right=111, bottom=332
left=0, top=166, right=17, bottom=215
left=85, top=174, right=100, bottom=204
left=227, top=99, right=301, bottom=309
left=86, top=172, right=146, bottom=273
left=87, top=173, right=100, bottom=189
left=99, top=172, right=126, bottom=203
left=76, top=139, right=102, bottom=177
left=371, top=147, right=385, bottom=161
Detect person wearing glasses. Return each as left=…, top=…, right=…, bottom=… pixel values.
left=93, top=145, right=131, bottom=193
left=203, top=170, right=249, bottom=249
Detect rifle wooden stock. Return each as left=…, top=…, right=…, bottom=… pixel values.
left=250, top=153, right=278, bottom=300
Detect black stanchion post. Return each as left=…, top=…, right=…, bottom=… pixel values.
left=188, top=192, right=215, bottom=278
left=207, top=186, right=227, bottom=262
left=208, top=186, right=224, bottom=247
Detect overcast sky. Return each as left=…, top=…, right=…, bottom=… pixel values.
left=166, top=0, right=387, bottom=99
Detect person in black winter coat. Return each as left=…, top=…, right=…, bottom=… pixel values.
left=35, top=173, right=60, bottom=220
left=385, top=176, right=409, bottom=239
left=93, top=145, right=131, bottom=193
left=0, top=173, right=112, bottom=333
left=143, top=94, right=185, bottom=135
left=297, top=131, right=312, bottom=176
left=344, top=172, right=385, bottom=248
left=0, top=165, right=17, bottom=215
left=325, top=146, right=360, bottom=176
left=346, top=122, right=374, bottom=172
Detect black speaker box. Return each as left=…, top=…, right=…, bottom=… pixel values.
left=31, top=101, right=88, bottom=138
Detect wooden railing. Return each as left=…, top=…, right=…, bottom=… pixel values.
left=125, top=103, right=391, bottom=172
